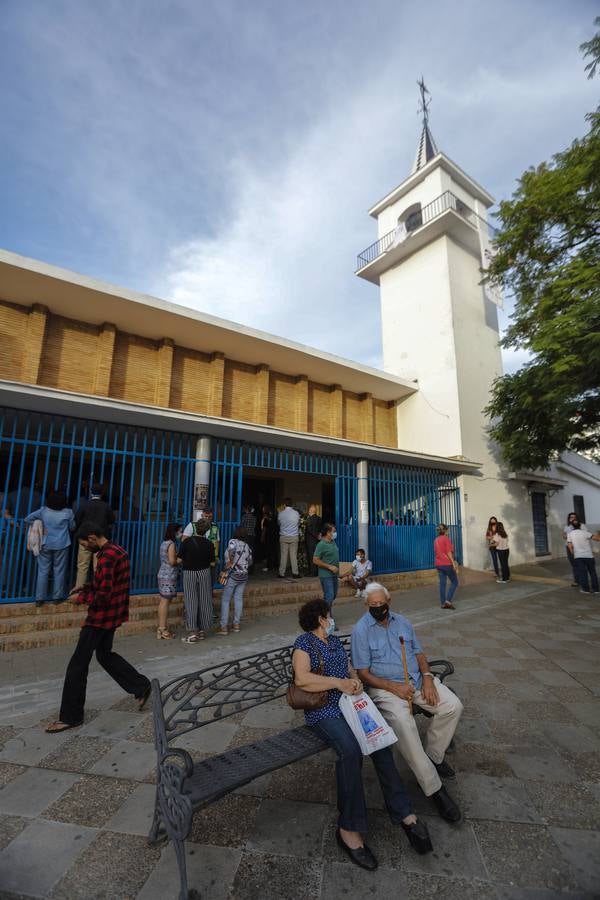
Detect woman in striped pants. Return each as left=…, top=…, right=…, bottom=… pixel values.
left=177, top=520, right=215, bottom=642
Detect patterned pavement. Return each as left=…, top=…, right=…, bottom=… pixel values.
left=0, top=564, right=599, bottom=899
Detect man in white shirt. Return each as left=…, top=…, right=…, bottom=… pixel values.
left=277, top=498, right=301, bottom=579
left=567, top=518, right=600, bottom=594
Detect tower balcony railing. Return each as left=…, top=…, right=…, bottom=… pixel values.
left=356, top=190, right=497, bottom=271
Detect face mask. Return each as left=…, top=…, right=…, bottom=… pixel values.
left=176, top=532, right=182, bottom=540
left=325, top=618, right=335, bottom=637
left=331, top=531, right=337, bottom=540
left=369, top=604, right=389, bottom=622
left=356, top=555, right=363, bottom=561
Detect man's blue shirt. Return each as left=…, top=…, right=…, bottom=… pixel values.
left=351, top=610, right=423, bottom=689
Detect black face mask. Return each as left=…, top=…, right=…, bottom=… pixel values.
left=369, top=604, right=389, bottom=622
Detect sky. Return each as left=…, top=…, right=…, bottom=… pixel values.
left=0, top=0, right=597, bottom=375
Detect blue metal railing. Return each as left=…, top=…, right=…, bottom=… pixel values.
left=0, top=408, right=196, bottom=602
left=356, top=190, right=496, bottom=271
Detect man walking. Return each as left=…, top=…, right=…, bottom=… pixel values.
left=351, top=582, right=462, bottom=823
left=73, top=483, right=115, bottom=590
left=313, top=522, right=340, bottom=608
left=278, top=498, right=301, bottom=578
left=567, top=518, right=600, bottom=594
left=46, top=522, right=151, bottom=733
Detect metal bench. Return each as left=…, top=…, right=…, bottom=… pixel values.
left=149, top=636, right=454, bottom=900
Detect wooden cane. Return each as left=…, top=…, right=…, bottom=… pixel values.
left=399, top=636, right=413, bottom=714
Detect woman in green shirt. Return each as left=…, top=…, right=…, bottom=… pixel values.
left=313, top=522, right=339, bottom=609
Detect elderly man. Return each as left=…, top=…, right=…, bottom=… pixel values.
left=351, top=582, right=462, bottom=823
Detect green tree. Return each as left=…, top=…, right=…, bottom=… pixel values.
left=485, top=19, right=600, bottom=471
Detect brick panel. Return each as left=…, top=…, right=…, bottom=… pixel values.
left=268, top=372, right=296, bottom=428
left=308, top=382, right=331, bottom=436
left=343, top=391, right=363, bottom=442
left=0, top=300, right=29, bottom=380
left=38, top=314, right=98, bottom=391
left=222, top=360, right=259, bottom=422
left=109, top=332, right=159, bottom=404
left=374, top=400, right=397, bottom=447
left=170, top=348, right=212, bottom=414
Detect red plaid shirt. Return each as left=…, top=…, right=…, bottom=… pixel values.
left=77, top=541, right=130, bottom=630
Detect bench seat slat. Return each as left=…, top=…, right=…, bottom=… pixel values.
left=183, top=725, right=327, bottom=810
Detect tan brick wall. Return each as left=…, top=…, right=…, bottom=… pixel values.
left=0, top=300, right=31, bottom=380
left=1, top=298, right=399, bottom=448
left=109, top=332, right=160, bottom=404
left=38, top=314, right=98, bottom=391
left=170, top=347, right=212, bottom=414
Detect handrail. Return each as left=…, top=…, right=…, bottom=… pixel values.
left=356, top=190, right=496, bottom=270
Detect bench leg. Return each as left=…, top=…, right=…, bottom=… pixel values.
left=148, top=800, right=167, bottom=846
left=173, top=834, right=189, bottom=900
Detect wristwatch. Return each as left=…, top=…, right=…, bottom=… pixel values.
left=422, top=672, right=434, bottom=678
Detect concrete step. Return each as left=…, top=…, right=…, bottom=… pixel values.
left=0, top=570, right=437, bottom=652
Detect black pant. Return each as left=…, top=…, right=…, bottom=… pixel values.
left=59, top=626, right=150, bottom=725
left=497, top=548, right=510, bottom=581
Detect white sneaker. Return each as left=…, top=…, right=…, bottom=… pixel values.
left=355, top=589, right=361, bottom=597
left=496, top=579, right=506, bottom=584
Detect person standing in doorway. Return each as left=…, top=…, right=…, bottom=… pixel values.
left=313, top=522, right=340, bottom=609
left=278, top=498, right=301, bottom=579
left=485, top=517, right=500, bottom=578
left=45, top=522, right=151, bottom=733
left=567, top=519, right=600, bottom=594
left=25, top=491, right=75, bottom=607
left=305, top=503, right=322, bottom=577
left=490, top=523, right=510, bottom=583
left=563, top=512, right=580, bottom=587
left=73, top=483, right=115, bottom=590
left=178, top=519, right=215, bottom=642
left=434, top=524, right=459, bottom=609
left=240, top=505, right=257, bottom=569
left=260, top=505, right=279, bottom=572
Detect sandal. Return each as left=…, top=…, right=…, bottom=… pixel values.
left=181, top=632, right=204, bottom=643
left=45, top=720, right=83, bottom=734
left=156, top=627, right=174, bottom=640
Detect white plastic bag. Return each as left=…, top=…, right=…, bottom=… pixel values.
left=338, top=692, right=398, bottom=755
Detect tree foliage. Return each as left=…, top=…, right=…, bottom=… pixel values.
left=485, top=19, right=600, bottom=471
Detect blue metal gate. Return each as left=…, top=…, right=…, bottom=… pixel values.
left=0, top=407, right=196, bottom=602
left=531, top=491, right=549, bottom=556
left=210, top=440, right=358, bottom=562
left=368, top=462, right=462, bottom=573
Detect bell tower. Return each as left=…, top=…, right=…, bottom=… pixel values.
left=356, top=81, right=504, bottom=565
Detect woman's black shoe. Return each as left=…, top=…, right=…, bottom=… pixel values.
left=335, top=828, right=378, bottom=871
left=402, top=819, right=433, bottom=854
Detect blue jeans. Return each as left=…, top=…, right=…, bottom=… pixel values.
left=220, top=578, right=247, bottom=626
left=320, top=576, right=338, bottom=608
left=36, top=547, right=70, bottom=602
left=312, top=716, right=412, bottom=832
left=437, top=565, right=458, bottom=606
left=574, top=557, right=599, bottom=593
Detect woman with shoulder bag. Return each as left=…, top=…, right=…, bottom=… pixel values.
left=177, top=519, right=214, bottom=642
left=217, top=526, right=252, bottom=635
left=291, top=598, right=432, bottom=872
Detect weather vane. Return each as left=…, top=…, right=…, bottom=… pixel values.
left=417, top=77, right=431, bottom=127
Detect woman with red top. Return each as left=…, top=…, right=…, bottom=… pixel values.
left=434, top=524, right=459, bottom=609
left=485, top=516, right=500, bottom=578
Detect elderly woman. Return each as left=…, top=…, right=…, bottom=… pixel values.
left=292, top=597, right=432, bottom=872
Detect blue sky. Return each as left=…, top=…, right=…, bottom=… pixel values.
left=0, top=1, right=597, bottom=373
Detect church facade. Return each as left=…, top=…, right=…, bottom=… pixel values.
left=0, top=123, right=598, bottom=603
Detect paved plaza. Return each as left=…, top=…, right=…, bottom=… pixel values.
left=1, top=562, right=600, bottom=899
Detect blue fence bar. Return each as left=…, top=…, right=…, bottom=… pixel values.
left=0, top=408, right=196, bottom=603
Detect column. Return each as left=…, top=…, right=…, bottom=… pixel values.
left=93, top=322, right=116, bottom=395
left=154, top=338, right=174, bottom=407
left=329, top=384, right=343, bottom=439
left=294, top=375, right=309, bottom=432
left=357, top=459, right=369, bottom=556
left=254, top=364, right=269, bottom=423
left=193, top=436, right=212, bottom=523
left=207, top=352, right=225, bottom=416
left=360, top=393, right=374, bottom=443
left=21, top=304, right=48, bottom=384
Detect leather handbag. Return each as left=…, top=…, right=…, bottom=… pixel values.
left=286, top=643, right=329, bottom=710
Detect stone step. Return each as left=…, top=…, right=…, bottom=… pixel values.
left=0, top=570, right=436, bottom=652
